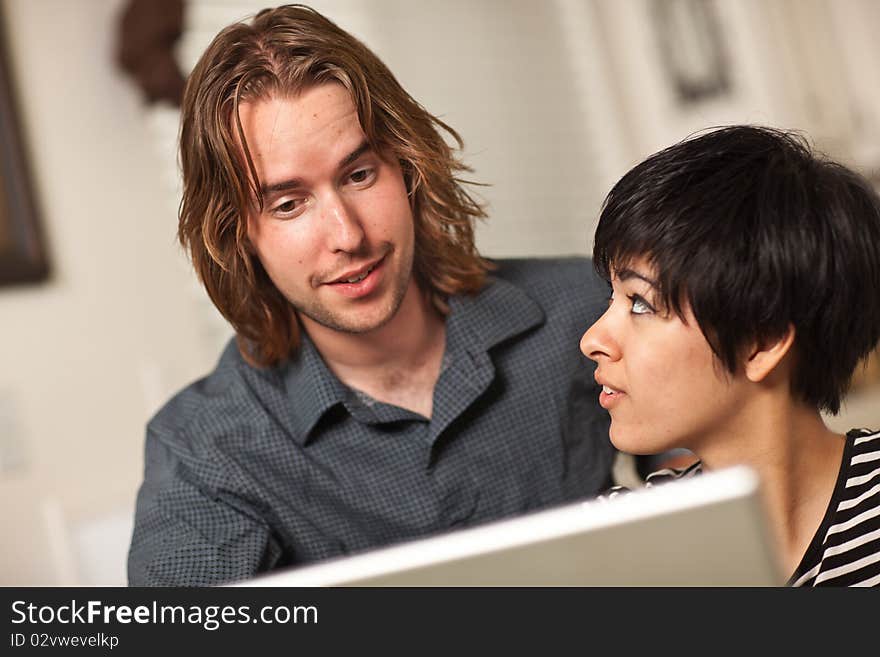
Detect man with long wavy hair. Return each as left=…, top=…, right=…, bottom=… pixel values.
left=128, top=4, right=615, bottom=586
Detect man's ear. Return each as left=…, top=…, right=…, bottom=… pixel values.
left=243, top=236, right=257, bottom=255
left=242, top=215, right=257, bottom=255
left=744, top=324, right=796, bottom=383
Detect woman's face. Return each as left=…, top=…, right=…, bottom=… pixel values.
left=580, top=257, right=749, bottom=456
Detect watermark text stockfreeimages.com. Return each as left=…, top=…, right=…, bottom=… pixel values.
left=10, top=598, right=317, bottom=635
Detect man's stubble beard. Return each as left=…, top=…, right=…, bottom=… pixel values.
left=293, top=245, right=415, bottom=335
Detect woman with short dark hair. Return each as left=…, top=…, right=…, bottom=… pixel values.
left=581, top=126, right=880, bottom=586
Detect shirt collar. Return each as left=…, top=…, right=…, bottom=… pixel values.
left=283, top=331, right=350, bottom=444
left=444, top=273, right=545, bottom=356
left=281, top=274, right=545, bottom=445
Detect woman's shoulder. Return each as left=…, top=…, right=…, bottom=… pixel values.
left=842, top=427, right=880, bottom=473
left=790, top=427, right=880, bottom=586
left=846, top=427, right=880, bottom=443
left=839, top=427, right=880, bottom=488
left=644, top=460, right=704, bottom=487
left=598, top=460, right=703, bottom=500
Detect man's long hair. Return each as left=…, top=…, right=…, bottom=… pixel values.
left=178, top=4, right=490, bottom=367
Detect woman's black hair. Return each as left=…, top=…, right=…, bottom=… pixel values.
left=593, top=125, right=880, bottom=414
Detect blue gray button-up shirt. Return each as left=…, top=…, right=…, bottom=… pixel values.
left=128, top=257, right=615, bottom=586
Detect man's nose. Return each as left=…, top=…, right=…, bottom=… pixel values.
left=323, top=193, right=365, bottom=253
left=580, top=309, right=621, bottom=362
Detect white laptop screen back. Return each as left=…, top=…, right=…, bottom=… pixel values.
left=235, top=465, right=783, bottom=587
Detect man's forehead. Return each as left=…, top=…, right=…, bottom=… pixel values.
left=234, top=83, right=366, bottom=165
left=237, top=83, right=358, bottom=132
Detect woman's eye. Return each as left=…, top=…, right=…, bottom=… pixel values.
left=629, top=294, right=654, bottom=315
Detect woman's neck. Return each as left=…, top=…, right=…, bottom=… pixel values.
left=696, top=396, right=846, bottom=577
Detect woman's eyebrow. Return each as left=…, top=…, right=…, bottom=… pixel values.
left=616, top=268, right=658, bottom=288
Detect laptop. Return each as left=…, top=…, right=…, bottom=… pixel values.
left=234, top=465, right=784, bottom=586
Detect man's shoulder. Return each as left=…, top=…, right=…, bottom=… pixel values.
left=492, top=255, right=592, bottom=280
left=147, top=338, right=259, bottom=444
left=489, top=256, right=607, bottom=313
left=492, top=256, right=603, bottom=290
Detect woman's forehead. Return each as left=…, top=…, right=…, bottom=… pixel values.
left=610, top=254, right=657, bottom=280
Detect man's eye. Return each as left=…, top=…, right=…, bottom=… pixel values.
left=271, top=198, right=304, bottom=217
left=629, top=294, right=654, bottom=315
left=349, top=167, right=375, bottom=184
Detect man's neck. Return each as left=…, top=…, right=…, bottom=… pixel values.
left=300, top=280, right=447, bottom=417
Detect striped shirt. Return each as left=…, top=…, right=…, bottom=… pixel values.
left=790, top=428, right=880, bottom=587
left=603, top=429, right=880, bottom=587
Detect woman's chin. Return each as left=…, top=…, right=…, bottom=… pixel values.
left=609, top=425, right=654, bottom=456
left=608, top=424, right=631, bottom=451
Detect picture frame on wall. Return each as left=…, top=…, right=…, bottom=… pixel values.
left=0, top=23, right=48, bottom=287
left=651, top=0, right=730, bottom=105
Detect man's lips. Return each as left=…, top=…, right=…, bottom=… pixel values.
left=325, top=255, right=385, bottom=285
left=321, top=254, right=387, bottom=300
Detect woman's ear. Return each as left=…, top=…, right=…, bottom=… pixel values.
left=744, top=324, right=796, bottom=383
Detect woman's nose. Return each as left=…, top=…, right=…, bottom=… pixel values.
left=580, top=309, right=620, bottom=362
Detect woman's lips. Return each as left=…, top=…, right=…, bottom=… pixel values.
left=598, top=384, right=625, bottom=410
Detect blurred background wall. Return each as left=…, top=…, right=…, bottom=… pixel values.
left=1, top=0, right=878, bottom=585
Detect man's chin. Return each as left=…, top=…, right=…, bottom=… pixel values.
left=298, top=299, right=401, bottom=336
left=296, top=260, right=413, bottom=337
left=325, top=315, right=395, bottom=335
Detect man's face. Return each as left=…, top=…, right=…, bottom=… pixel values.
left=239, top=83, right=416, bottom=335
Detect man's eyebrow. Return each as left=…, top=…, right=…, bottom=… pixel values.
left=616, top=268, right=658, bottom=287
left=260, top=177, right=305, bottom=198
left=259, top=140, right=373, bottom=200
left=338, top=140, right=372, bottom=170
left=260, top=139, right=373, bottom=200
